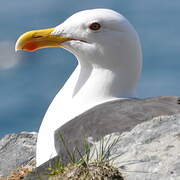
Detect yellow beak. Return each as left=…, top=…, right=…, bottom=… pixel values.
left=15, top=27, right=72, bottom=52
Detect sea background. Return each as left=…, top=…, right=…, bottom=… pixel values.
left=0, top=0, right=180, bottom=137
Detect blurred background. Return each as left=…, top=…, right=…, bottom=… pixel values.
left=0, top=0, right=180, bottom=137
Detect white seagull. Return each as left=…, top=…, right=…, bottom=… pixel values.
left=15, top=9, right=142, bottom=166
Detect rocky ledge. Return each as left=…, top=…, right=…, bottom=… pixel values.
left=0, top=132, right=37, bottom=178
left=91, top=114, right=180, bottom=180
left=1, top=109, right=180, bottom=179
left=24, top=114, right=180, bottom=180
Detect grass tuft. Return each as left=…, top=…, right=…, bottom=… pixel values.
left=45, top=134, right=124, bottom=180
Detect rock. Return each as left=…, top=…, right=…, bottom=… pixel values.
left=25, top=96, right=180, bottom=179
left=25, top=114, right=180, bottom=180
left=0, top=132, right=37, bottom=178
left=90, top=114, right=180, bottom=180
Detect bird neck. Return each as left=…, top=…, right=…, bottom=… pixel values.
left=61, top=59, right=140, bottom=110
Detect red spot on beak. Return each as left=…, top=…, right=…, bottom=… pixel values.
left=24, top=42, right=38, bottom=52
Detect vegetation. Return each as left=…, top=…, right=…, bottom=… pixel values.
left=0, top=167, right=32, bottom=180
left=45, top=134, right=124, bottom=180
left=1, top=134, right=124, bottom=180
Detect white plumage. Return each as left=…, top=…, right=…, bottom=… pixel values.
left=16, top=8, right=142, bottom=166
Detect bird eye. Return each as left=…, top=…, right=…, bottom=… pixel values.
left=89, top=22, right=101, bottom=31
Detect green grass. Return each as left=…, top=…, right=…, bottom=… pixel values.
left=45, top=134, right=124, bottom=180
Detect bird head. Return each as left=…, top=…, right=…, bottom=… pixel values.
left=16, top=9, right=142, bottom=68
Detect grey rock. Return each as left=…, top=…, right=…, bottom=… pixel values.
left=0, top=132, right=37, bottom=177
left=90, top=114, right=180, bottom=180
left=25, top=96, right=180, bottom=179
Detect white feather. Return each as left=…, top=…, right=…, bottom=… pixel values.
left=36, top=8, right=142, bottom=166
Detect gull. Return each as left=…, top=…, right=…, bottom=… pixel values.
left=15, top=8, right=142, bottom=166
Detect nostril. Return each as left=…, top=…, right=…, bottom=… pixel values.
left=33, top=35, right=43, bottom=38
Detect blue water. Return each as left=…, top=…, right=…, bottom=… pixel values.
left=0, top=0, right=180, bottom=137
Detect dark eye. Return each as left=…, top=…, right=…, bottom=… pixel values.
left=89, top=22, right=101, bottom=31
